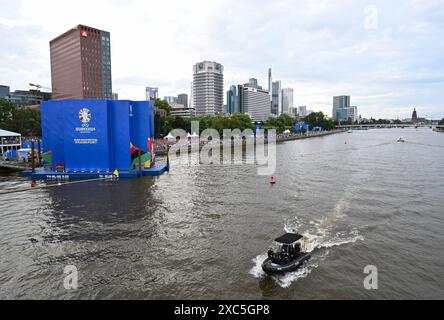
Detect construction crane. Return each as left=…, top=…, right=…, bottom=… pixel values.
left=29, top=83, right=52, bottom=91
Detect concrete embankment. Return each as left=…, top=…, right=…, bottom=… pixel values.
left=155, top=130, right=346, bottom=156
left=0, top=160, right=31, bottom=171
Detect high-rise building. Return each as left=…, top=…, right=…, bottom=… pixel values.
left=249, top=78, right=258, bottom=87
left=332, top=96, right=358, bottom=122
left=177, top=94, right=188, bottom=108
left=146, top=87, right=159, bottom=101
left=189, top=82, right=194, bottom=112
left=332, top=96, right=350, bottom=119
left=348, top=106, right=358, bottom=122
left=164, top=96, right=177, bottom=104
left=0, top=85, right=10, bottom=100
left=50, top=25, right=112, bottom=100
left=282, top=88, right=294, bottom=114
left=226, top=85, right=239, bottom=114
left=271, top=80, right=282, bottom=115
left=298, top=106, right=307, bottom=117
left=268, top=68, right=273, bottom=103
left=242, top=83, right=270, bottom=122
left=112, top=93, right=118, bottom=100
left=336, top=108, right=349, bottom=121
left=192, top=61, right=224, bottom=115
left=289, top=107, right=298, bottom=116
left=237, top=85, right=245, bottom=114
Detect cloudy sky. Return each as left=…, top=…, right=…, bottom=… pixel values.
left=1, top=0, right=443, bottom=119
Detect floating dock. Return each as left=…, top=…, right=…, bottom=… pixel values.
left=21, top=163, right=169, bottom=181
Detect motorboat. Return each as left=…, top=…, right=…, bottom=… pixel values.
left=262, top=233, right=311, bottom=275
left=397, top=137, right=405, bottom=143
left=347, top=130, right=353, bottom=133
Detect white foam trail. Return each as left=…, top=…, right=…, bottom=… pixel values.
left=249, top=254, right=268, bottom=278
left=273, top=263, right=315, bottom=288
left=318, top=229, right=364, bottom=249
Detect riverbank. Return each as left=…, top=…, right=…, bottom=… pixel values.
left=0, top=160, right=30, bottom=171
left=275, top=129, right=346, bottom=143
left=154, top=129, right=346, bottom=156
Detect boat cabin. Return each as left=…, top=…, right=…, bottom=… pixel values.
left=267, top=233, right=306, bottom=263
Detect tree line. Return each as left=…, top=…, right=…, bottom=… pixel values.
left=156, top=107, right=339, bottom=138
left=0, top=99, right=41, bottom=136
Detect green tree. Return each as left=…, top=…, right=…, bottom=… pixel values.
left=154, top=99, right=172, bottom=116
left=304, top=112, right=324, bottom=128
left=0, top=99, right=14, bottom=127
left=302, top=111, right=337, bottom=131
left=0, top=100, right=41, bottom=136
left=161, top=113, right=255, bottom=137
left=439, top=118, right=444, bottom=126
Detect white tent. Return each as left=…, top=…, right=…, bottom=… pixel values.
left=165, top=133, right=175, bottom=140
left=1, top=129, right=22, bottom=156
left=187, top=132, right=192, bottom=138
left=191, top=132, right=199, bottom=138
left=283, top=129, right=291, bottom=134
left=0, top=129, right=21, bottom=137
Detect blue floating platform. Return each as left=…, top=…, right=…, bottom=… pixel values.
left=21, top=163, right=169, bottom=181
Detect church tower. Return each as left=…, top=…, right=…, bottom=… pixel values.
left=412, top=108, right=418, bottom=123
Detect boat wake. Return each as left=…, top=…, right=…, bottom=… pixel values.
left=249, top=198, right=364, bottom=288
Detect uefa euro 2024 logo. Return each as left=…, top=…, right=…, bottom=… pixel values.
left=79, top=108, right=91, bottom=124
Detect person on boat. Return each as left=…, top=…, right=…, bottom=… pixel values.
left=267, top=248, right=275, bottom=262
left=270, top=176, right=276, bottom=184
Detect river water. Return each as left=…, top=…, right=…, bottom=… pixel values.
left=0, top=128, right=443, bottom=299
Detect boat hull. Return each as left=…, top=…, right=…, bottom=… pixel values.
left=262, top=252, right=311, bottom=275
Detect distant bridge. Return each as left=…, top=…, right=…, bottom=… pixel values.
left=336, top=124, right=438, bottom=130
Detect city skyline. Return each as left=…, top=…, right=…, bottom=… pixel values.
left=1, top=0, right=443, bottom=119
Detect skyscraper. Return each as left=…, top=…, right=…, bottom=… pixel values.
left=146, top=87, right=159, bottom=101
left=271, top=80, right=282, bottom=115
left=298, top=106, right=307, bottom=117
left=332, top=96, right=350, bottom=119
left=177, top=94, right=188, bottom=108
left=268, top=68, right=273, bottom=102
left=242, top=82, right=270, bottom=122
left=282, top=88, right=294, bottom=115
left=226, top=85, right=239, bottom=114
left=50, top=25, right=112, bottom=100
left=192, top=61, right=224, bottom=115
left=249, top=78, right=258, bottom=87
left=0, top=85, right=10, bottom=99
left=164, top=96, right=178, bottom=104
